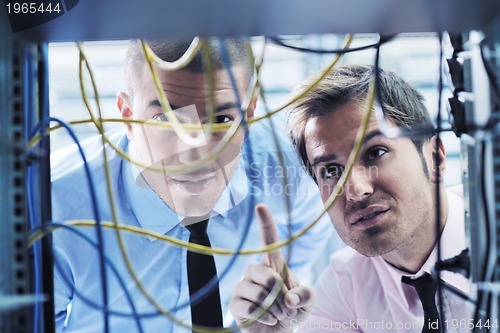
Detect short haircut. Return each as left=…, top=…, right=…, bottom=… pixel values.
left=287, top=64, right=435, bottom=179
left=124, top=38, right=255, bottom=97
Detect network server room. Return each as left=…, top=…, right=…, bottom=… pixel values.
left=1, top=1, right=500, bottom=333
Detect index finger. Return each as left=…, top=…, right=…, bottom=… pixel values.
left=256, top=203, right=285, bottom=271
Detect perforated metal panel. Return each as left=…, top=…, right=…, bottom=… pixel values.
left=0, top=30, right=34, bottom=333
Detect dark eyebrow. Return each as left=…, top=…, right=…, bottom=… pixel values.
left=311, top=130, right=385, bottom=167
left=147, top=100, right=180, bottom=110
left=361, top=130, right=384, bottom=145
left=214, top=102, right=239, bottom=113
left=311, top=153, right=338, bottom=167
left=147, top=100, right=238, bottom=114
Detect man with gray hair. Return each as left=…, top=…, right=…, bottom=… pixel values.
left=51, top=39, right=331, bottom=333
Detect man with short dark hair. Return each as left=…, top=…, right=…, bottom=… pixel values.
left=51, top=38, right=331, bottom=333
left=230, top=64, right=472, bottom=333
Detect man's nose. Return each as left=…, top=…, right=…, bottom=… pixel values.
left=344, top=166, right=374, bottom=202
left=177, top=133, right=210, bottom=164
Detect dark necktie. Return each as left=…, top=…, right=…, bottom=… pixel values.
left=402, top=273, right=442, bottom=333
left=185, top=218, right=223, bottom=329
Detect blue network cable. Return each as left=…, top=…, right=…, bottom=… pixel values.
left=29, top=222, right=146, bottom=331
left=29, top=117, right=137, bottom=332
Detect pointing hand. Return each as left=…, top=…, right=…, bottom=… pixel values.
left=229, top=204, right=316, bottom=333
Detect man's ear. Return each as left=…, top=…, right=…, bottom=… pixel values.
left=116, top=91, right=134, bottom=140
left=427, top=135, right=446, bottom=184
left=247, top=96, right=257, bottom=120
left=243, top=97, right=257, bottom=140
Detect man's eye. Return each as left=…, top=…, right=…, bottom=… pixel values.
left=365, top=147, right=387, bottom=162
left=322, top=164, right=344, bottom=180
left=153, top=113, right=168, bottom=122
left=213, top=115, right=233, bottom=124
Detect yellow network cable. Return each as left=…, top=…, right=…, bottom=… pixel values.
left=36, top=35, right=362, bottom=257
left=143, top=37, right=202, bottom=71
left=29, top=40, right=304, bottom=261
left=200, top=40, right=216, bottom=137
left=138, top=38, right=259, bottom=175
left=77, top=40, right=275, bottom=333
left=35, top=35, right=480, bottom=332
left=28, top=220, right=294, bottom=256
left=262, top=76, right=378, bottom=253
left=27, top=39, right=247, bottom=332
left=250, top=35, right=354, bottom=123
left=42, top=36, right=368, bottom=256
left=38, top=35, right=371, bottom=332
left=140, top=39, right=206, bottom=147
left=88, top=41, right=256, bottom=176
left=81, top=42, right=189, bottom=329
left=27, top=38, right=247, bottom=149
left=31, top=36, right=352, bottom=176
left=78, top=43, right=195, bottom=332
left=81, top=39, right=286, bottom=333
left=27, top=118, right=233, bottom=150
left=75, top=35, right=361, bottom=257
left=133, top=34, right=353, bottom=177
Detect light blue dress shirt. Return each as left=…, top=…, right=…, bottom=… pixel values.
left=51, top=119, right=332, bottom=333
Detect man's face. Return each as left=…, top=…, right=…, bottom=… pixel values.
left=304, top=101, right=443, bottom=259
left=118, top=65, right=253, bottom=216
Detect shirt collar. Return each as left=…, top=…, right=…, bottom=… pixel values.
left=373, top=188, right=466, bottom=308
left=123, top=151, right=180, bottom=237
left=122, top=144, right=249, bottom=237
left=212, top=158, right=248, bottom=216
